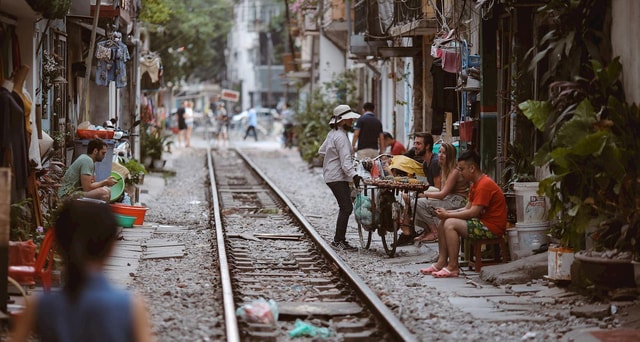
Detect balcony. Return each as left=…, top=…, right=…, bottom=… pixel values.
left=387, top=0, right=440, bottom=37
left=89, top=0, right=135, bottom=26
left=321, top=0, right=353, bottom=50
left=301, top=7, right=318, bottom=35
left=353, top=0, right=440, bottom=37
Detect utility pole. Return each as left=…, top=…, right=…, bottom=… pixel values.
left=267, top=31, right=272, bottom=108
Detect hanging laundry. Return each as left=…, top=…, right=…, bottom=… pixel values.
left=430, top=29, right=455, bottom=58
left=441, top=48, right=461, bottom=74
left=140, top=52, right=161, bottom=83
left=95, top=32, right=130, bottom=88
left=1, top=80, right=29, bottom=201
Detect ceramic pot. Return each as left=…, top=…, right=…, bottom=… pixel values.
left=152, top=159, right=166, bottom=169
left=573, top=251, right=635, bottom=290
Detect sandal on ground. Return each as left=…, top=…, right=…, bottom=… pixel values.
left=419, top=264, right=441, bottom=275
left=432, top=267, right=459, bottom=278
left=415, top=231, right=438, bottom=243
left=413, top=230, right=428, bottom=242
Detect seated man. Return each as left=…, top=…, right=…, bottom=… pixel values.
left=421, top=150, right=507, bottom=278
left=58, top=138, right=117, bottom=202
left=383, top=132, right=406, bottom=155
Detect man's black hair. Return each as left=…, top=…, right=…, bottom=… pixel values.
left=87, top=138, right=107, bottom=154
left=458, top=149, right=481, bottom=167
left=363, top=102, right=375, bottom=112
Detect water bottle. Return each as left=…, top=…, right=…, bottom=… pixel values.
left=122, top=193, right=132, bottom=205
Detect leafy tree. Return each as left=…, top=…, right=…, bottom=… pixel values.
left=140, top=0, right=233, bottom=84
left=295, top=71, right=361, bottom=163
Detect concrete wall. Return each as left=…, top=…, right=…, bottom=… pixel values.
left=612, top=0, right=640, bottom=104
left=318, top=35, right=346, bottom=88
left=227, top=0, right=259, bottom=112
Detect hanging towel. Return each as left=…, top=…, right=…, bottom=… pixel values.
left=441, top=49, right=461, bottom=73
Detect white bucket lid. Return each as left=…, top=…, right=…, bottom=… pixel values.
left=515, top=221, right=550, bottom=229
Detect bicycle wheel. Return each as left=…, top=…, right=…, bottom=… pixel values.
left=357, top=220, right=373, bottom=249
left=380, top=202, right=401, bottom=257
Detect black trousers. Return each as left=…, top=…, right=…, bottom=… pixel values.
left=327, top=181, right=353, bottom=243
left=244, top=125, right=257, bottom=141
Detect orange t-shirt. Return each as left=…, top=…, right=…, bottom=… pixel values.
left=469, top=174, right=507, bottom=236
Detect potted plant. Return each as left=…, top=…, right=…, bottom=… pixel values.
left=519, top=58, right=639, bottom=254
left=519, top=58, right=640, bottom=291
left=122, top=158, right=147, bottom=185
left=140, top=124, right=173, bottom=169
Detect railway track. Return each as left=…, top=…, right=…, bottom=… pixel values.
left=206, top=145, right=416, bottom=341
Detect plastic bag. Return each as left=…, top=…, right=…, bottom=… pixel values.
left=288, top=319, right=331, bottom=338
left=235, top=298, right=279, bottom=324
left=354, top=194, right=372, bottom=225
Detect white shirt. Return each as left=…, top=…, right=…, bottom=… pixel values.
left=318, top=127, right=357, bottom=183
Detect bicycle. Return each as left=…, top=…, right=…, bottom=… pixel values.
left=353, top=155, right=429, bottom=257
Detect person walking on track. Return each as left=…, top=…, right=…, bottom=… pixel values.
left=243, top=107, right=258, bottom=141
left=319, top=104, right=362, bottom=251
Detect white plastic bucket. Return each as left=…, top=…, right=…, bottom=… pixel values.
left=514, top=182, right=548, bottom=223
left=507, top=228, right=520, bottom=261
left=516, top=221, right=549, bottom=251
left=547, top=246, right=574, bottom=281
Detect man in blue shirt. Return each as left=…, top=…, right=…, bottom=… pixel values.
left=243, top=107, right=258, bottom=141
left=351, top=102, right=384, bottom=159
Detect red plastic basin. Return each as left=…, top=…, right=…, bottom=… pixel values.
left=110, top=204, right=149, bottom=225
left=77, top=129, right=115, bottom=139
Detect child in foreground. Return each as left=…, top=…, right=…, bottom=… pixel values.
left=11, top=198, right=153, bottom=342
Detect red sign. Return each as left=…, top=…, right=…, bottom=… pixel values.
left=220, top=89, right=240, bottom=102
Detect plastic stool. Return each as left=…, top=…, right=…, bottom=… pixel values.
left=468, top=237, right=508, bottom=272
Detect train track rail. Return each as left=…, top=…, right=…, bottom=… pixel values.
left=206, top=144, right=415, bottom=341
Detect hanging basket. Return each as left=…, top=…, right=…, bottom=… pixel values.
left=26, top=0, right=71, bottom=19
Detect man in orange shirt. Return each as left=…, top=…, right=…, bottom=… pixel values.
left=383, top=132, right=406, bottom=155
left=421, top=150, right=507, bottom=278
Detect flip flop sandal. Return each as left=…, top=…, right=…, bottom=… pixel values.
left=419, top=264, right=441, bottom=275
left=413, top=231, right=429, bottom=242
left=416, top=232, right=438, bottom=243
left=432, top=267, right=459, bottom=278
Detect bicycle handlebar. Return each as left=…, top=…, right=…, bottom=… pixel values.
left=355, top=154, right=393, bottom=162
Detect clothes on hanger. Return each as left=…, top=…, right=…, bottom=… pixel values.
left=0, top=22, right=24, bottom=78
left=140, top=52, right=161, bottom=83
left=95, top=31, right=131, bottom=88
left=441, top=47, right=461, bottom=73
left=430, top=58, right=459, bottom=135
left=1, top=78, right=29, bottom=202
left=12, top=65, right=32, bottom=136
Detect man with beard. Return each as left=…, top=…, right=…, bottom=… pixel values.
left=406, top=132, right=441, bottom=188
left=58, top=138, right=117, bottom=202
left=394, top=132, right=442, bottom=246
